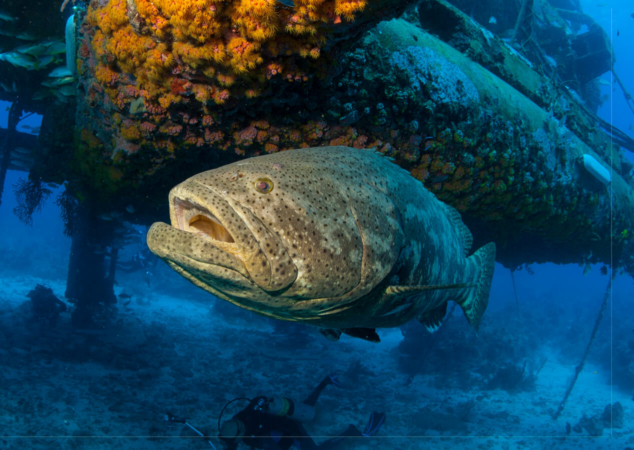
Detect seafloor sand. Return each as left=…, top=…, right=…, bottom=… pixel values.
left=0, top=274, right=631, bottom=450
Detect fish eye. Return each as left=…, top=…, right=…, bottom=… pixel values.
left=254, top=178, right=274, bottom=194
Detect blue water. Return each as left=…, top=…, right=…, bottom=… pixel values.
left=1, top=1, right=633, bottom=449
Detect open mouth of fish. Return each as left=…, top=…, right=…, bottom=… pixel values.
left=173, top=197, right=242, bottom=259
left=159, top=181, right=297, bottom=293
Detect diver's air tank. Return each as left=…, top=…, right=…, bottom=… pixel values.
left=265, top=397, right=315, bottom=422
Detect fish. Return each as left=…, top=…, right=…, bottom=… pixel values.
left=15, top=43, right=49, bottom=57
left=12, top=147, right=33, bottom=155
left=489, top=16, right=497, bottom=24
left=32, top=89, right=52, bottom=101
left=0, top=81, right=16, bottom=93
left=58, top=85, right=76, bottom=96
left=23, top=125, right=41, bottom=133
left=45, top=41, right=67, bottom=55
left=123, top=300, right=132, bottom=307
left=147, top=146, right=496, bottom=342
left=276, top=0, right=295, bottom=7
left=0, top=8, right=17, bottom=22
left=16, top=31, right=38, bottom=41
left=0, top=28, right=17, bottom=37
left=42, top=76, right=74, bottom=88
left=0, top=52, right=37, bottom=70
left=37, top=55, right=57, bottom=68
left=48, top=66, right=73, bottom=77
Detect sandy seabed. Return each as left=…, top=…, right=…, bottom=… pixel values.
left=0, top=274, right=631, bottom=450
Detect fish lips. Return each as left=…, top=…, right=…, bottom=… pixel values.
left=146, top=222, right=250, bottom=281
left=165, top=180, right=297, bottom=292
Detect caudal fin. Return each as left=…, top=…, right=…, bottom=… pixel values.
left=457, top=242, right=496, bottom=331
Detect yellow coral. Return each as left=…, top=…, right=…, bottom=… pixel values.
left=88, top=0, right=369, bottom=104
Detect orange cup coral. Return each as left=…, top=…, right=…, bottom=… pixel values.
left=87, top=0, right=369, bottom=105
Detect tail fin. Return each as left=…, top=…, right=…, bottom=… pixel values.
left=457, top=242, right=496, bottom=331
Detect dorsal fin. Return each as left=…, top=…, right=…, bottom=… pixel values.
left=444, top=204, right=473, bottom=256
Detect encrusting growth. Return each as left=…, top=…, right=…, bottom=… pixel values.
left=87, top=0, right=367, bottom=106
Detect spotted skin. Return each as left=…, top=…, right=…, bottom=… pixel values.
left=147, top=146, right=496, bottom=333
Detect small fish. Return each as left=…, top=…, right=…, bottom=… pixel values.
left=0, top=8, right=17, bottom=22
left=37, top=55, right=56, bottom=68
left=16, top=31, right=38, bottom=41
left=53, top=90, right=69, bottom=103
left=489, top=16, right=497, bottom=24
left=119, top=293, right=132, bottom=299
left=32, top=89, right=52, bottom=100
left=42, top=76, right=74, bottom=88
left=123, top=300, right=131, bottom=307
left=58, top=85, right=76, bottom=96
left=276, top=0, right=295, bottom=7
left=15, top=43, right=48, bottom=57
left=126, top=204, right=135, bottom=213
left=48, top=66, right=73, bottom=78
left=45, top=41, right=66, bottom=55
left=20, top=125, right=41, bottom=133
left=598, top=79, right=611, bottom=86
left=0, top=52, right=37, bottom=70
left=583, top=262, right=591, bottom=275
left=0, top=81, right=16, bottom=93
left=10, top=159, right=31, bottom=169
left=0, top=28, right=17, bottom=37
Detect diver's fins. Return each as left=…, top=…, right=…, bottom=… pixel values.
left=342, top=328, right=380, bottom=343
left=457, top=242, right=496, bottom=331
left=362, top=411, right=386, bottom=437
left=419, top=302, right=447, bottom=333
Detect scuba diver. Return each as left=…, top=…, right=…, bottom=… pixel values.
left=116, top=245, right=158, bottom=274
left=27, top=284, right=67, bottom=325
left=217, top=374, right=386, bottom=450
left=116, top=245, right=158, bottom=287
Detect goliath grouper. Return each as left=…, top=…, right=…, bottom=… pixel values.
left=147, top=146, right=496, bottom=342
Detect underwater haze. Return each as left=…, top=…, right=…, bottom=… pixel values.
left=1, top=0, right=634, bottom=449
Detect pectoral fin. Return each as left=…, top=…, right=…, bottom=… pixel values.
left=383, top=283, right=472, bottom=304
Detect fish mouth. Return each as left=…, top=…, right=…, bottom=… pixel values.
left=172, top=197, right=242, bottom=260
left=167, top=181, right=297, bottom=292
